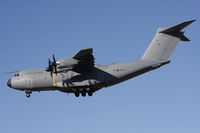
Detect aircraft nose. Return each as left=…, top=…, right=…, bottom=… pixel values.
left=7, top=79, right=12, bottom=88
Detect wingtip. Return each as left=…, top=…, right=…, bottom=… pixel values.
left=185, top=19, right=196, bottom=24
left=190, top=19, right=196, bottom=22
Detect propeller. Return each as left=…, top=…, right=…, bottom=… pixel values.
left=46, top=54, right=58, bottom=76
left=52, top=54, right=57, bottom=74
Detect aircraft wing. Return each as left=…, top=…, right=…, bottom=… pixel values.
left=72, top=48, right=95, bottom=73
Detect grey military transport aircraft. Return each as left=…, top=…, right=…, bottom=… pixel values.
left=7, top=20, right=195, bottom=98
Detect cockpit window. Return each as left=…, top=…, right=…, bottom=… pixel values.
left=14, top=74, right=19, bottom=76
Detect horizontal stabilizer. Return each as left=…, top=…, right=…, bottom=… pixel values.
left=160, top=20, right=195, bottom=41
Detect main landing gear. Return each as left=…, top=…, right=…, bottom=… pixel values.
left=25, top=91, right=32, bottom=98
left=75, top=91, right=80, bottom=97
left=74, top=90, right=93, bottom=97
left=88, top=91, right=93, bottom=96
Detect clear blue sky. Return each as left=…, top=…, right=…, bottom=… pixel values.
left=0, top=0, right=199, bottom=133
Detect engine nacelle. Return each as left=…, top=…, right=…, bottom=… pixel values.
left=56, top=58, right=79, bottom=72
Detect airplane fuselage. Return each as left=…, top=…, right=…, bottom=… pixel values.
left=8, top=60, right=169, bottom=96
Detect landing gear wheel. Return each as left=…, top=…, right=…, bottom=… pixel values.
left=75, top=92, right=80, bottom=97
left=26, top=93, right=31, bottom=98
left=81, top=91, right=86, bottom=97
left=88, top=91, right=93, bottom=96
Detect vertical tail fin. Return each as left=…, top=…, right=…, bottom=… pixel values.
left=141, top=20, right=195, bottom=61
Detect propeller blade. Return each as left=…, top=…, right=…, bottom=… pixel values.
left=46, top=53, right=58, bottom=76
left=53, top=54, right=56, bottom=64
left=54, top=66, right=57, bottom=74
left=48, top=58, right=51, bottom=66
left=52, top=54, right=57, bottom=74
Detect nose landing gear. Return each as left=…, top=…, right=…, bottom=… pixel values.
left=25, top=91, right=32, bottom=98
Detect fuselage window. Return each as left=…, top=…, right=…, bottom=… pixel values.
left=14, top=74, right=19, bottom=76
